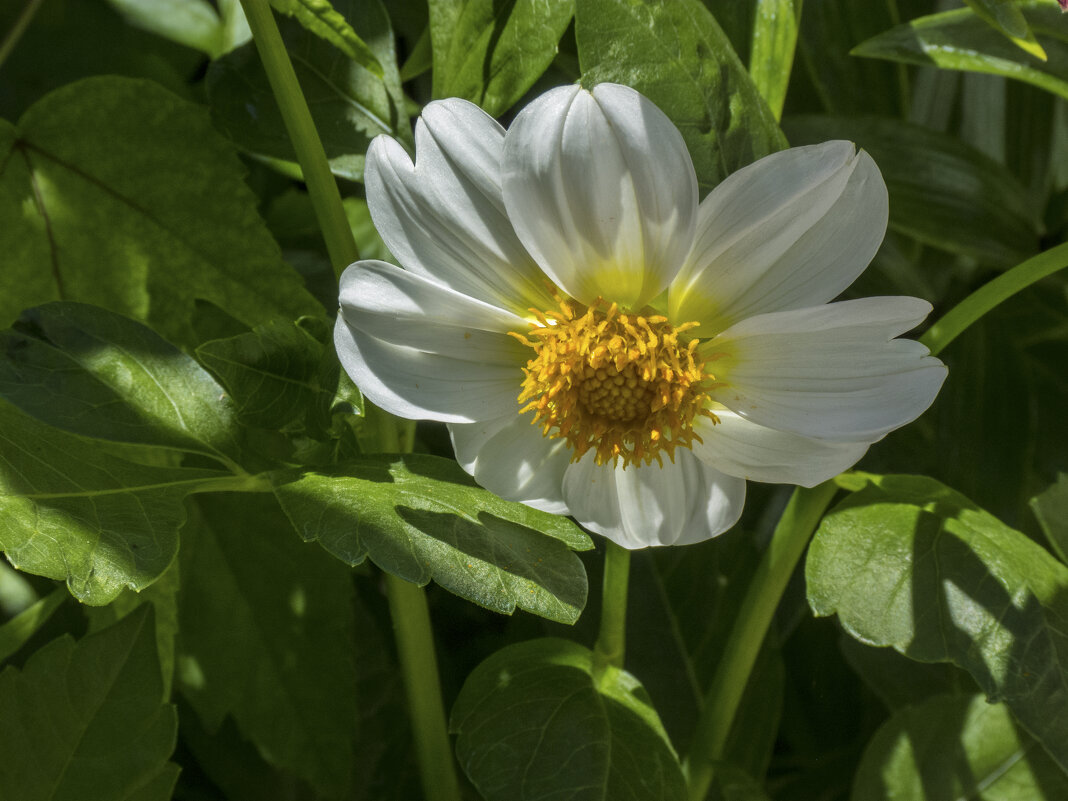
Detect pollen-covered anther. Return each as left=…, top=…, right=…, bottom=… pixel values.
left=510, top=298, right=718, bottom=468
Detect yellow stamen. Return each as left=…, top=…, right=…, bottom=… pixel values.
left=510, top=297, right=719, bottom=468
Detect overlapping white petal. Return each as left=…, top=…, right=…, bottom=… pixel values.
left=364, top=98, right=554, bottom=314
left=502, top=83, right=698, bottom=309
left=449, top=414, right=571, bottom=515
left=708, top=297, right=947, bottom=442
left=691, top=411, right=870, bottom=486
left=669, top=142, right=889, bottom=333
left=561, top=450, right=746, bottom=548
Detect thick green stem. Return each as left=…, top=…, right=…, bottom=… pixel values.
left=238, top=0, right=358, bottom=276
left=593, top=540, right=631, bottom=678
left=0, top=0, right=46, bottom=71
left=920, top=242, right=1068, bottom=357
left=386, top=574, right=462, bottom=801
left=683, top=482, right=837, bottom=801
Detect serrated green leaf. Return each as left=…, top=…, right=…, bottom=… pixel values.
left=0, top=302, right=242, bottom=465
left=783, top=115, right=1040, bottom=266
left=209, top=0, right=409, bottom=181
left=176, top=494, right=358, bottom=799
left=1032, top=473, right=1068, bottom=564
left=104, top=0, right=251, bottom=58
left=575, top=0, right=787, bottom=195
left=451, top=638, right=686, bottom=801
left=197, top=318, right=327, bottom=430
left=271, top=0, right=384, bottom=76
left=853, top=4, right=1068, bottom=101
left=806, top=473, right=1068, bottom=773
left=0, top=400, right=231, bottom=605
left=429, top=0, right=575, bottom=117
left=853, top=693, right=1068, bottom=801
left=271, top=454, right=591, bottom=622
left=0, top=605, right=179, bottom=801
left=0, top=76, right=318, bottom=344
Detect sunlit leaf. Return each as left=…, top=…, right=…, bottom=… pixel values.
left=963, top=0, right=1047, bottom=60
left=271, top=454, right=591, bottom=623
left=853, top=693, right=1068, bottom=800
left=853, top=4, right=1068, bottom=101
left=271, top=0, right=383, bottom=76
left=429, top=0, right=575, bottom=117
left=0, top=606, right=179, bottom=801
left=0, top=76, right=318, bottom=344
left=104, top=0, right=251, bottom=58
left=576, top=0, right=787, bottom=194
left=749, top=0, right=802, bottom=119
left=451, top=638, right=686, bottom=801
left=807, top=473, right=1068, bottom=773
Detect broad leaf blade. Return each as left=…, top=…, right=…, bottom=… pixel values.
left=209, top=0, right=409, bottom=181
left=0, top=605, right=179, bottom=801
left=783, top=115, right=1040, bottom=266
left=0, top=400, right=228, bottom=605
left=1031, top=473, right=1068, bottom=564
left=271, top=0, right=384, bottom=76
left=104, top=0, right=251, bottom=58
left=853, top=693, right=1068, bottom=800
left=430, top=0, right=575, bottom=117
left=177, top=494, right=359, bottom=799
left=806, top=473, right=1068, bottom=773
left=271, top=454, right=591, bottom=623
left=0, top=302, right=241, bottom=463
left=575, top=0, right=787, bottom=194
left=0, top=76, right=318, bottom=343
left=852, top=5, right=1068, bottom=101
left=451, top=637, right=686, bottom=801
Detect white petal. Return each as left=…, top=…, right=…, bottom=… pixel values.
left=364, top=99, right=554, bottom=313
left=561, top=450, right=745, bottom=548
left=691, top=411, right=870, bottom=486
left=334, top=318, right=520, bottom=423
left=338, top=260, right=528, bottom=362
left=670, top=142, right=888, bottom=332
left=448, top=413, right=570, bottom=515
left=708, top=297, right=947, bottom=441
left=502, top=83, right=698, bottom=309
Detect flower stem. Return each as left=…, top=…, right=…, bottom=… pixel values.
left=386, top=574, right=462, bottom=801
left=593, top=540, right=631, bottom=679
left=920, top=242, right=1068, bottom=357
left=237, top=0, right=358, bottom=276
left=0, top=0, right=46, bottom=71
left=682, top=481, right=837, bottom=801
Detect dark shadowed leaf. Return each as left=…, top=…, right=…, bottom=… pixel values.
left=853, top=693, right=1068, bottom=800
left=576, top=0, right=786, bottom=194
left=0, top=76, right=317, bottom=343
left=451, top=637, right=686, bottom=801
left=271, top=0, right=383, bottom=76
left=0, top=605, right=179, bottom=801
left=271, top=454, right=591, bottom=622
left=429, top=0, right=575, bottom=117
left=807, top=473, right=1068, bottom=773
left=1032, top=473, right=1068, bottom=564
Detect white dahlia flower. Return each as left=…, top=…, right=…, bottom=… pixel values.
left=335, top=83, right=947, bottom=549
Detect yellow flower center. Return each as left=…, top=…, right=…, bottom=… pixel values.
left=511, top=297, right=718, bottom=468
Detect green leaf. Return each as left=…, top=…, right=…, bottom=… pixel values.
left=176, top=493, right=358, bottom=799
left=749, top=0, right=802, bottom=120
left=208, top=0, right=409, bottom=182
left=0, top=76, right=318, bottom=344
left=575, top=0, right=787, bottom=194
left=271, top=0, right=384, bottom=76
left=806, top=473, right=1068, bottom=773
left=853, top=693, right=1068, bottom=800
left=839, top=634, right=974, bottom=711
left=429, top=0, right=575, bottom=117
left=0, top=587, right=67, bottom=665
left=963, top=0, right=1047, bottom=60
left=196, top=318, right=327, bottom=430
left=0, top=302, right=242, bottom=465
left=1032, top=473, right=1068, bottom=564
left=853, top=4, right=1068, bottom=101
left=783, top=115, right=1040, bottom=266
left=0, top=605, right=179, bottom=801
left=0, top=400, right=231, bottom=605
left=104, top=0, right=252, bottom=58
left=271, top=454, right=591, bottom=623
left=450, top=637, right=686, bottom=801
